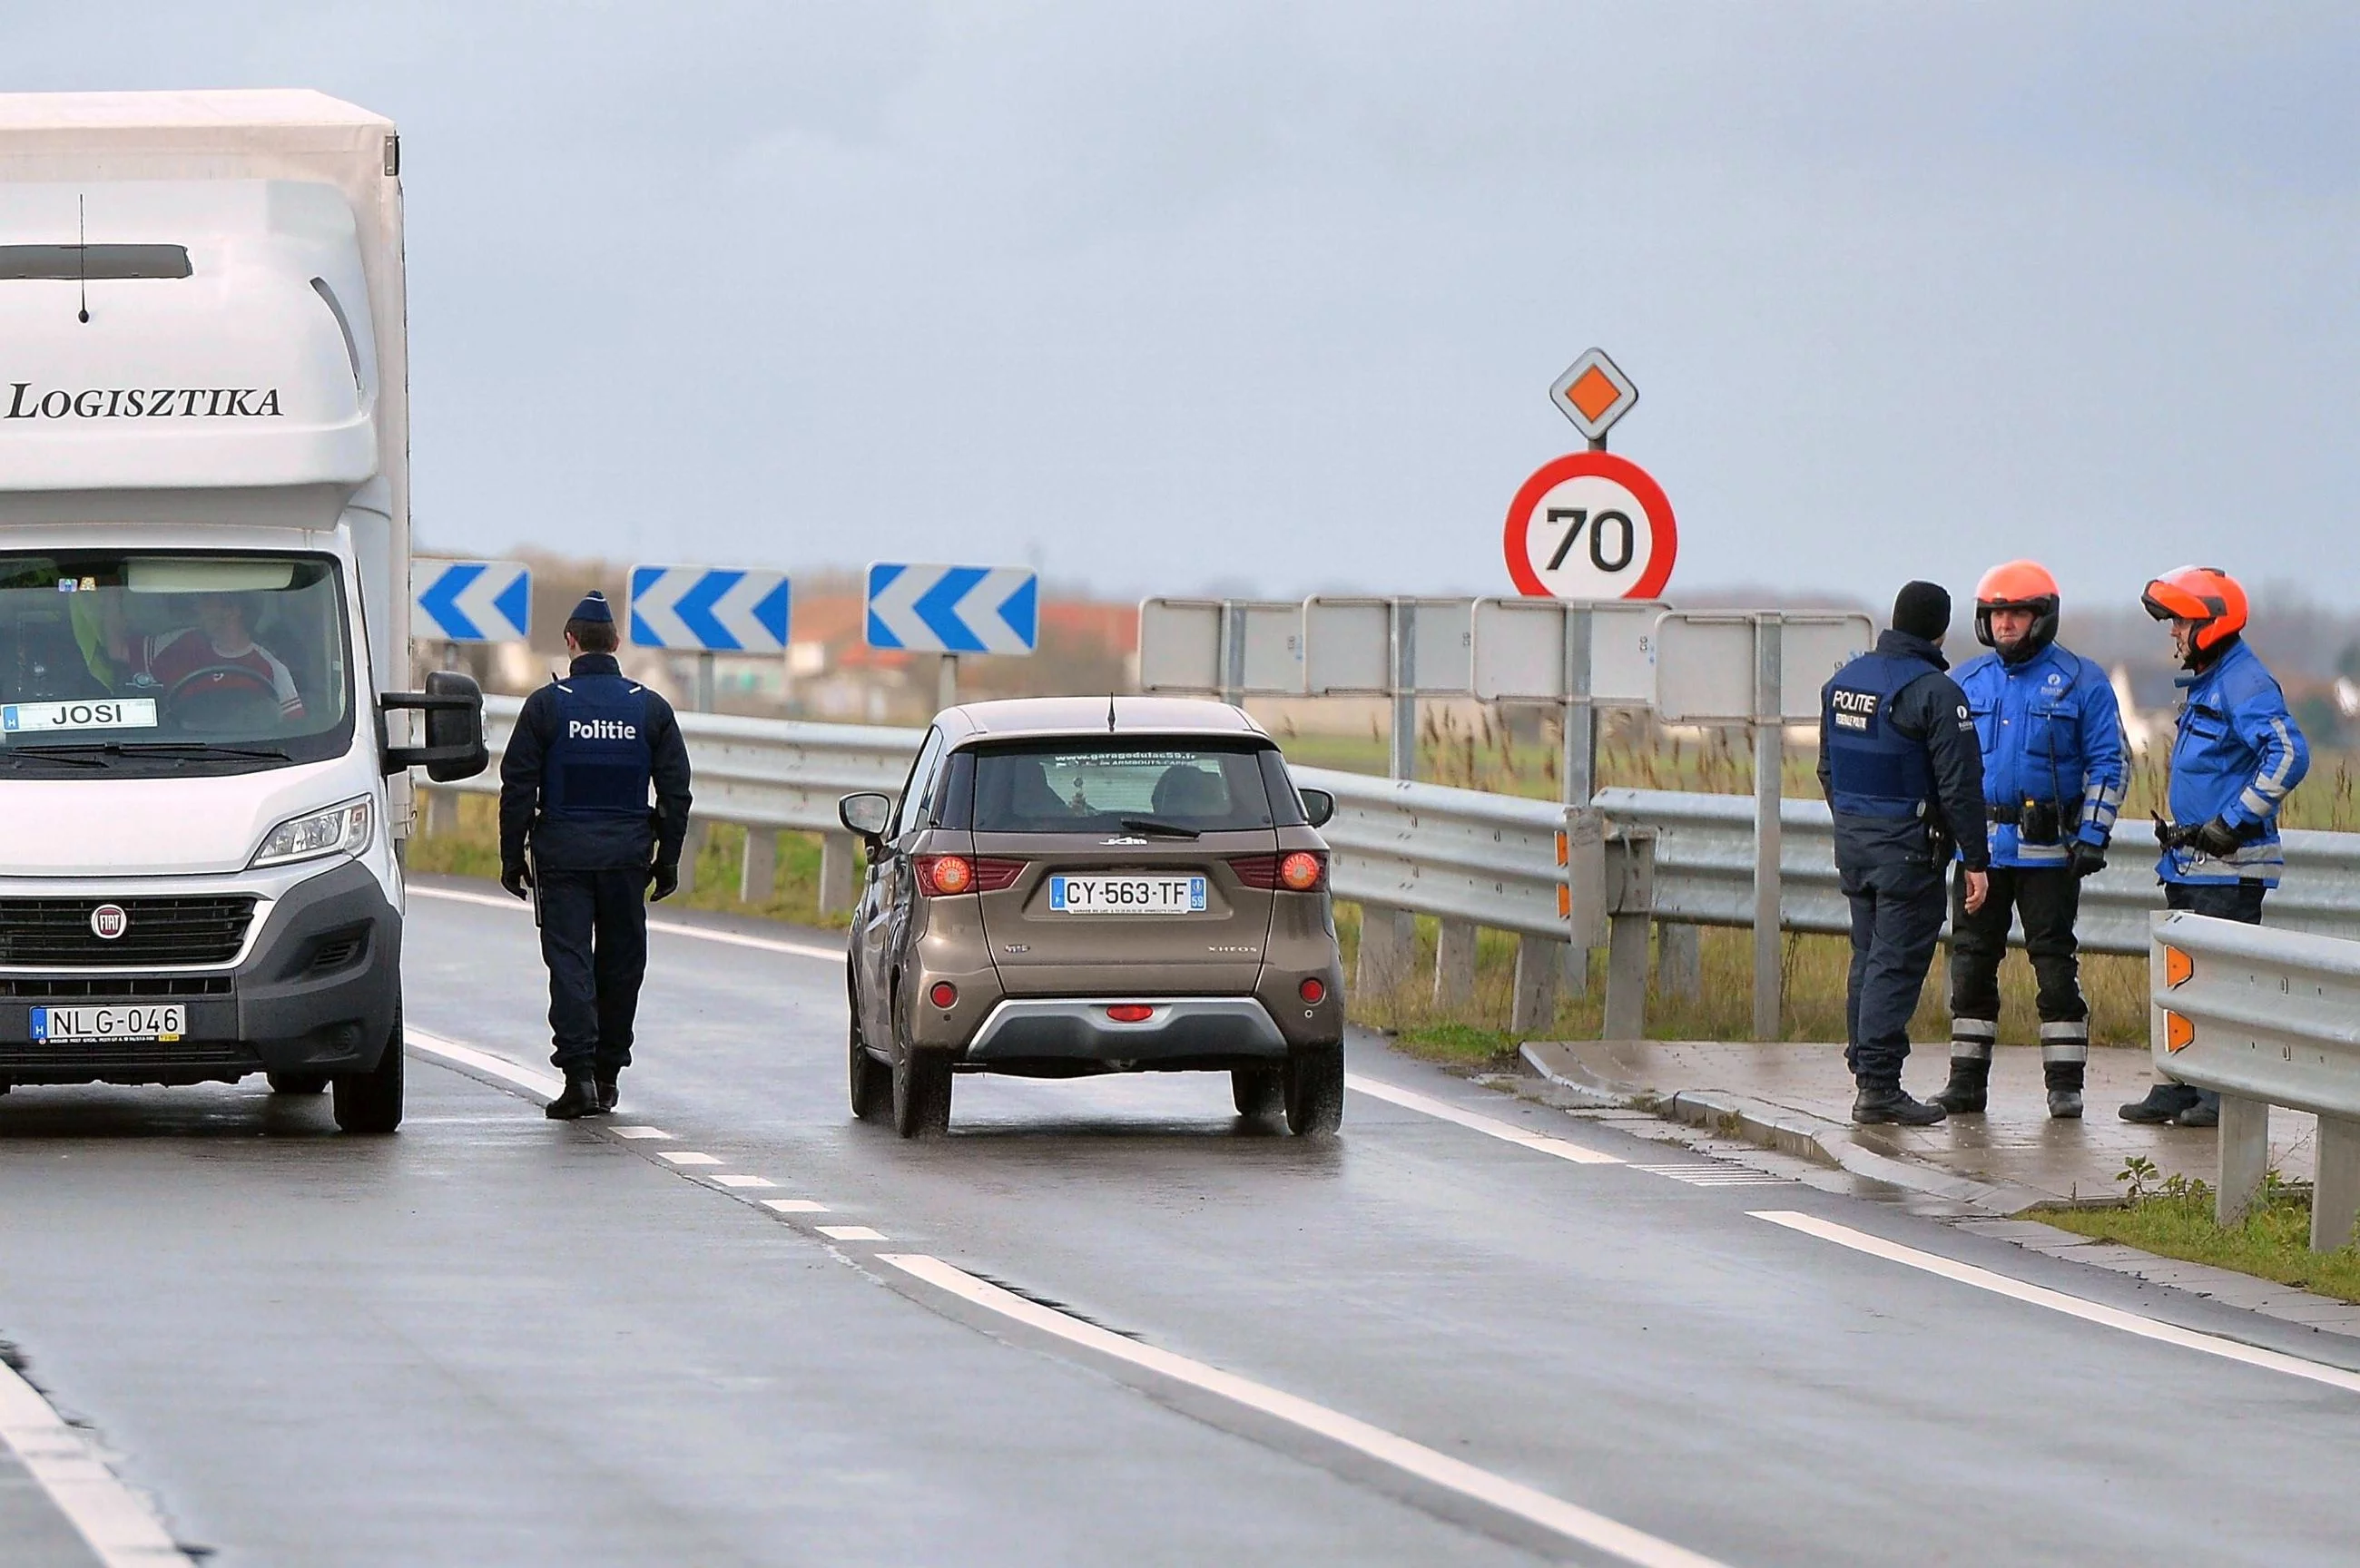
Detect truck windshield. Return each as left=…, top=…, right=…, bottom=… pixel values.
left=0, top=551, right=352, bottom=773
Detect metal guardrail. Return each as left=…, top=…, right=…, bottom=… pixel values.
left=2149, top=911, right=2360, bottom=1248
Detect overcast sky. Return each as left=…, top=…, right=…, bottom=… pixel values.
left=8, top=4, right=2356, bottom=616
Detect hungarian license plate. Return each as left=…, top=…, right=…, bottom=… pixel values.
left=29, top=1004, right=185, bottom=1044
left=1048, top=875, right=1206, bottom=915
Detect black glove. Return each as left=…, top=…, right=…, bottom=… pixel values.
left=2194, top=817, right=2246, bottom=858
left=2068, top=840, right=2107, bottom=879
left=649, top=861, right=680, bottom=902
left=499, top=860, right=531, bottom=901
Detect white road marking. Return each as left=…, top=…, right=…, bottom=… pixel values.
left=408, top=884, right=844, bottom=962
left=762, top=1199, right=831, bottom=1214
left=0, top=1357, right=184, bottom=1565
left=611, top=1126, right=674, bottom=1140
left=1634, top=1165, right=1790, bottom=1189
left=1346, top=1075, right=1622, bottom=1164
left=818, top=1225, right=886, bottom=1241
left=880, top=1253, right=1729, bottom=1568
left=711, top=1174, right=775, bottom=1190
left=406, top=1027, right=564, bottom=1098
left=1753, top=1210, right=2360, bottom=1395
left=658, top=1152, right=723, bottom=1167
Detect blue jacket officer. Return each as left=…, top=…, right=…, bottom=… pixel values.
left=498, top=592, right=693, bottom=1120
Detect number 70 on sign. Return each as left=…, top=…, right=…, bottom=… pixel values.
left=1502, top=450, right=1677, bottom=602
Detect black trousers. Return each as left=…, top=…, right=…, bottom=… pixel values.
left=1842, top=858, right=1947, bottom=1086
left=537, top=866, right=648, bottom=1078
left=1947, top=865, right=2087, bottom=1067
left=2165, top=879, right=2267, bottom=922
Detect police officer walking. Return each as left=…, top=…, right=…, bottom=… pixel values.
left=1932, top=563, right=2127, bottom=1121
left=499, top=592, right=693, bottom=1120
left=1819, top=581, right=1991, bottom=1126
left=2120, top=566, right=2307, bottom=1128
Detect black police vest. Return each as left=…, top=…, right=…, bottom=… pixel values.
left=541, top=672, right=654, bottom=823
left=1824, top=652, right=1936, bottom=819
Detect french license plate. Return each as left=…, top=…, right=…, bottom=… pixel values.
left=1049, top=875, right=1206, bottom=915
left=29, top=1004, right=185, bottom=1044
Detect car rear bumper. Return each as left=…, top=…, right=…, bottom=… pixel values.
left=963, top=995, right=1293, bottom=1068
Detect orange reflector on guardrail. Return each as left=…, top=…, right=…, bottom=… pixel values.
left=1556, top=831, right=1568, bottom=867
left=2165, top=1011, right=2194, bottom=1053
left=2165, top=945, right=2193, bottom=987
left=1558, top=884, right=1571, bottom=917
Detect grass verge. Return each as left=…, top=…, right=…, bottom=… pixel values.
left=2038, top=1161, right=2360, bottom=1304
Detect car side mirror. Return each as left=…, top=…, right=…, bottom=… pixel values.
left=380, top=671, right=488, bottom=782
left=1299, top=787, right=1336, bottom=829
left=839, top=791, right=892, bottom=842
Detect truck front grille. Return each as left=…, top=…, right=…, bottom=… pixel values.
left=0, top=975, right=233, bottom=999
left=0, top=897, right=257, bottom=967
left=0, top=1040, right=261, bottom=1073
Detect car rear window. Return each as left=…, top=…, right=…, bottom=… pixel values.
left=964, top=740, right=1280, bottom=834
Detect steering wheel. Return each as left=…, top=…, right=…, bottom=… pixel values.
left=163, top=662, right=280, bottom=731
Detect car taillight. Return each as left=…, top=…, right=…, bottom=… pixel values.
left=917, top=855, right=973, bottom=895
left=1226, top=853, right=1281, bottom=889
left=1106, top=1004, right=1155, bottom=1024
left=969, top=858, right=1028, bottom=892
left=929, top=981, right=959, bottom=1009
left=1280, top=851, right=1326, bottom=891
left=1299, top=977, right=1327, bottom=1004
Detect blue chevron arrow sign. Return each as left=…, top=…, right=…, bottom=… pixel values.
left=865, top=564, right=1038, bottom=656
left=410, top=559, right=532, bottom=642
left=626, top=564, right=792, bottom=652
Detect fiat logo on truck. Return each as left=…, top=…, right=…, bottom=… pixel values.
left=89, top=904, right=129, bottom=941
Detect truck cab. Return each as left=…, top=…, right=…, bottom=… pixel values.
left=0, top=93, right=483, bottom=1131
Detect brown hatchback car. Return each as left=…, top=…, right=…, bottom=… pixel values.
left=837, top=697, right=1347, bottom=1139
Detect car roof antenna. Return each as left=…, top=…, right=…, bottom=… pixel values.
left=1106, top=692, right=1117, bottom=732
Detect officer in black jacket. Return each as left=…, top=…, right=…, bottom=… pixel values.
left=499, top=593, right=693, bottom=1119
left=1818, top=582, right=1991, bottom=1125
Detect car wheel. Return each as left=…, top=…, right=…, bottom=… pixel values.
left=1232, top=1067, right=1283, bottom=1120
left=1283, top=1045, right=1342, bottom=1137
left=267, top=1071, right=329, bottom=1095
left=332, top=1005, right=404, bottom=1134
left=892, top=1043, right=953, bottom=1139
left=849, top=1009, right=890, bottom=1122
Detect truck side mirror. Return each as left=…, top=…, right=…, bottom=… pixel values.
left=381, top=670, right=488, bottom=781
left=839, top=791, right=892, bottom=843
left=1299, top=787, right=1336, bottom=828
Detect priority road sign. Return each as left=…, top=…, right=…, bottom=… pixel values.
left=866, top=564, right=1038, bottom=656
left=410, top=560, right=531, bottom=643
left=1503, top=451, right=1677, bottom=602
left=626, top=565, right=792, bottom=652
left=1549, top=348, right=1637, bottom=443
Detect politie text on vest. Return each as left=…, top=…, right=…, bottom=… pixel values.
left=567, top=719, right=638, bottom=740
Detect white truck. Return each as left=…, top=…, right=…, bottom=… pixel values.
left=0, top=91, right=485, bottom=1132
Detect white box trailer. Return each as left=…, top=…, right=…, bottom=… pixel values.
left=0, top=91, right=486, bottom=1131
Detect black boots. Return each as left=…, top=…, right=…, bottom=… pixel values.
left=545, top=1072, right=605, bottom=1120
left=1854, top=1082, right=1948, bottom=1126
left=1929, top=1057, right=1990, bottom=1115
left=2119, top=1082, right=2202, bottom=1125
left=2045, top=1063, right=2085, bottom=1121
left=596, top=1078, right=619, bottom=1113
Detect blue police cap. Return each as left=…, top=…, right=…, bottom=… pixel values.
left=569, top=591, right=615, bottom=625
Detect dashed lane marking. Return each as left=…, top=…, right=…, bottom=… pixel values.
left=762, top=1200, right=830, bottom=1214
left=711, top=1174, right=776, bottom=1190
left=818, top=1226, right=887, bottom=1241
left=1345, top=1076, right=1623, bottom=1164
left=1753, top=1210, right=2360, bottom=1395
left=409, top=883, right=845, bottom=963
left=1633, top=1164, right=1791, bottom=1189
left=0, top=1356, right=184, bottom=1566
left=879, top=1253, right=1731, bottom=1568
left=612, top=1126, right=674, bottom=1140
left=658, top=1152, right=724, bottom=1167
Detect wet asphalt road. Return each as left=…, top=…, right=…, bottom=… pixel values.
left=4, top=877, right=2359, bottom=1566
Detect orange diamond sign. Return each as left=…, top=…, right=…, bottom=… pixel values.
left=1549, top=348, right=1637, bottom=441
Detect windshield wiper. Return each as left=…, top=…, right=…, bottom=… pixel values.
left=1118, top=817, right=1202, bottom=839
left=0, top=744, right=112, bottom=769
left=116, top=741, right=293, bottom=760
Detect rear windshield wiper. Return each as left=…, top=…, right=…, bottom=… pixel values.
left=1118, top=817, right=1202, bottom=839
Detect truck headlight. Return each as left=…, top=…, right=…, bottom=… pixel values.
left=251, top=797, right=374, bottom=867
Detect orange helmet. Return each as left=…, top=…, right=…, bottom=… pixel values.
left=1973, top=559, right=2060, bottom=654
left=2142, top=565, right=2247, bottom=662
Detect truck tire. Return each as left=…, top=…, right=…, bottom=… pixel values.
left=267, top=1071, right=329, bottom=1095
left=849, top=1012, right=890, bottom=1122
left=332, top=1006, right=404, bottom=1134
left=1283, top=1045, right=1343, bottom=1137
left=1232, top=1067, right=1283, bottom=1120
left=892, top=1038, right=953, bottom=1139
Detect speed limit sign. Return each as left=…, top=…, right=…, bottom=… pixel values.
left=1502, top=451, right=1677, bottom=601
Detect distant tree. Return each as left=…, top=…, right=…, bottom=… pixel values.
left=2339, top=640, right=2360, bottom=682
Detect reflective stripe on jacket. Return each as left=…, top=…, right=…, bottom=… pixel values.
left=2159, top=639, right=2308, bottom=887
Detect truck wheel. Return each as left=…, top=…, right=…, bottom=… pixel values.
left=332, top=1006, right=405, bottom=1134
left=267, top=1071, right=329, bottom=1095
left=1283, top=1045, right=1343, bottom=1137
left=892, top=1039, right=953, bottom=1139
left=849, top=1013, right=890, bottom=1122
left=1232, top=1067, right=1283, bottom=1120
